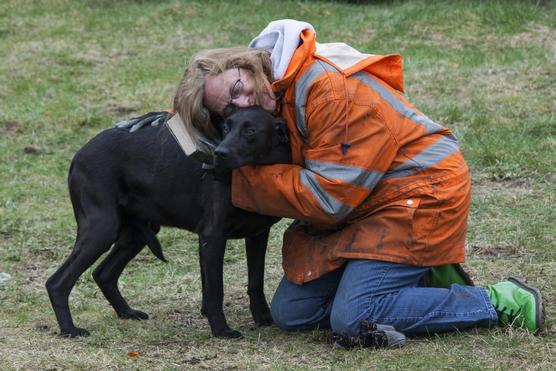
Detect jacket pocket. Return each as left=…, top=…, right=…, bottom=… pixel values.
left=336, top=197, right=424, bottom=265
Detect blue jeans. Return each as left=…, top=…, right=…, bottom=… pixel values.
left=271, top=260, right=498, bottom=335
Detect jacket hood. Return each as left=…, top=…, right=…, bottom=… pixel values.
left=249, top=19, right=404, bottom=93
left=249, top=19, right=315, bottom=80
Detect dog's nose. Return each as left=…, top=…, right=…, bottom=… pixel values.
left=214, top=147, right=230, bottom=160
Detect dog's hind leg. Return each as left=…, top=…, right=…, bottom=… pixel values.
left=245, top=230, right=272, bottom=326
left=92, top=223, right=149, bottom=320
left=45, top=213, right=120, bottom=337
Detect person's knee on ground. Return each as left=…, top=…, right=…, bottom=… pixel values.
left=270, top=271, right=342, bottom=332
left=270, top=281, right=334, bottom=332
left=270, top=295, right=332, bottom=332
left=270, top=294, right=304, bottom=331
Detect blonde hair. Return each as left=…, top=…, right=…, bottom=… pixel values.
left=173, top=47, right=273, bottom=154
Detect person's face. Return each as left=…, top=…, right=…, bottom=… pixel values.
left=203, top=68, right=276, bottom=118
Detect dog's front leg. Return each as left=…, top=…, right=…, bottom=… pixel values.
left=198, top=234, right=242, bottom=338
left=245, top=230, right=272, bottom=326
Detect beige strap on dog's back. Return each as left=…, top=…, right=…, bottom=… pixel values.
left=166, top=113, right=198, bottom=157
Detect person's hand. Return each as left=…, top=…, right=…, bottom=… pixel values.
left=115, top=111, right=171, bottom=132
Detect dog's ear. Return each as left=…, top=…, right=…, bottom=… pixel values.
left=273, top=117, right=290, bottom=144
left=210, top=112, right=225, bottom=136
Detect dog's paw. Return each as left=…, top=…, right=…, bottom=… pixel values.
left=118, top=309, right=149, bottom=320
left=60, top=326, right=90, bottom=338
left=254, top=312, right=273, bottom=327
left=250, top=301, right=272, bottom=326
left=214, top=328, right=243, bottom=339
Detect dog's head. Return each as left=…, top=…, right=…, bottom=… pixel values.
left=213, top=107, right=291, bottom=169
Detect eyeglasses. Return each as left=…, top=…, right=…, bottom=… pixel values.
left=228, top=67, right=243, bottom=106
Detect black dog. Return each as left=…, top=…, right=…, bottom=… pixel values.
left=46, top=107, right=290, bottom=339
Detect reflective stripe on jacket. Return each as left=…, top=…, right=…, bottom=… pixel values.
left=232, top=30, right=470, bottom=284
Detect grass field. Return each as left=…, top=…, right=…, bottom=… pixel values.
left=1, top=0, right=555, bottom=369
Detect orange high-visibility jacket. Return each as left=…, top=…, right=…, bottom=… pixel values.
left=232, top=30, right=471, bottom=285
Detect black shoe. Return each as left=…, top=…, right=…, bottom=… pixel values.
left=332, top=320, right=406, bottom=350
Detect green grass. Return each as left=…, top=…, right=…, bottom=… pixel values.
left=1, top=0, right=555, bottom=369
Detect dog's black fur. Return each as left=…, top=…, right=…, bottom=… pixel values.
left=46, top=107, right=290, bottom=339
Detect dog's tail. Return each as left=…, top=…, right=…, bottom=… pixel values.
left=136, top=223, right=167, bottom=263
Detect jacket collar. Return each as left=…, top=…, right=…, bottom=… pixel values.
left=271, top=30, right=316, bottom=94
left=271, top=30, right=404, bottom=94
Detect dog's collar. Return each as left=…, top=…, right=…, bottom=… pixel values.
left=191, top=137, right=219, bottom=168
left=202, top=162, right=215, bottom=170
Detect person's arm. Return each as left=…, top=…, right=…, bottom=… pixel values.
left=115, top=110, right=174, bottom=132
left=232, top=93, right=399, bottom=225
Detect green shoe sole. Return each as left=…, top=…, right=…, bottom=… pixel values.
left=507, top=276, right=546, bottom=334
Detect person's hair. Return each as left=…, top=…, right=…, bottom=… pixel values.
left=173, top=47, right=273, bottom=154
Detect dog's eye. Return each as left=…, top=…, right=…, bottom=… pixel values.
left=222, top=123, right=230, bottom=135
left=245, top=128, right=255, bottom=136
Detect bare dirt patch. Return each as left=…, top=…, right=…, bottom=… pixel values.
left=471, top=177, right=533, bottom=197
left=23, top=145, right=43, bottom=154
left=0, top=120, right=21, bottom=136
left=510, top=24, right=556, bottom=59
left=109, top=102, right=140, bottom=116
left=471, top=244, right=522, bottom=258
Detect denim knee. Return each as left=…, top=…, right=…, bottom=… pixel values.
left=272, top=295, right=330, bottom=332
left=271, top=286, right=333, bottom=332
left=270, top=298, right=297, bottom=331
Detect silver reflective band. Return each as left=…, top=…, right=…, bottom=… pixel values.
left=305, top=159, right=383, bottom=190
left=352, top=72, right=443, bottom=135
left=384, top=135, right=459, bottom=179
left=300, top=169, right=353, bottom=220
left=295, top=61, right=339, bottom=140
